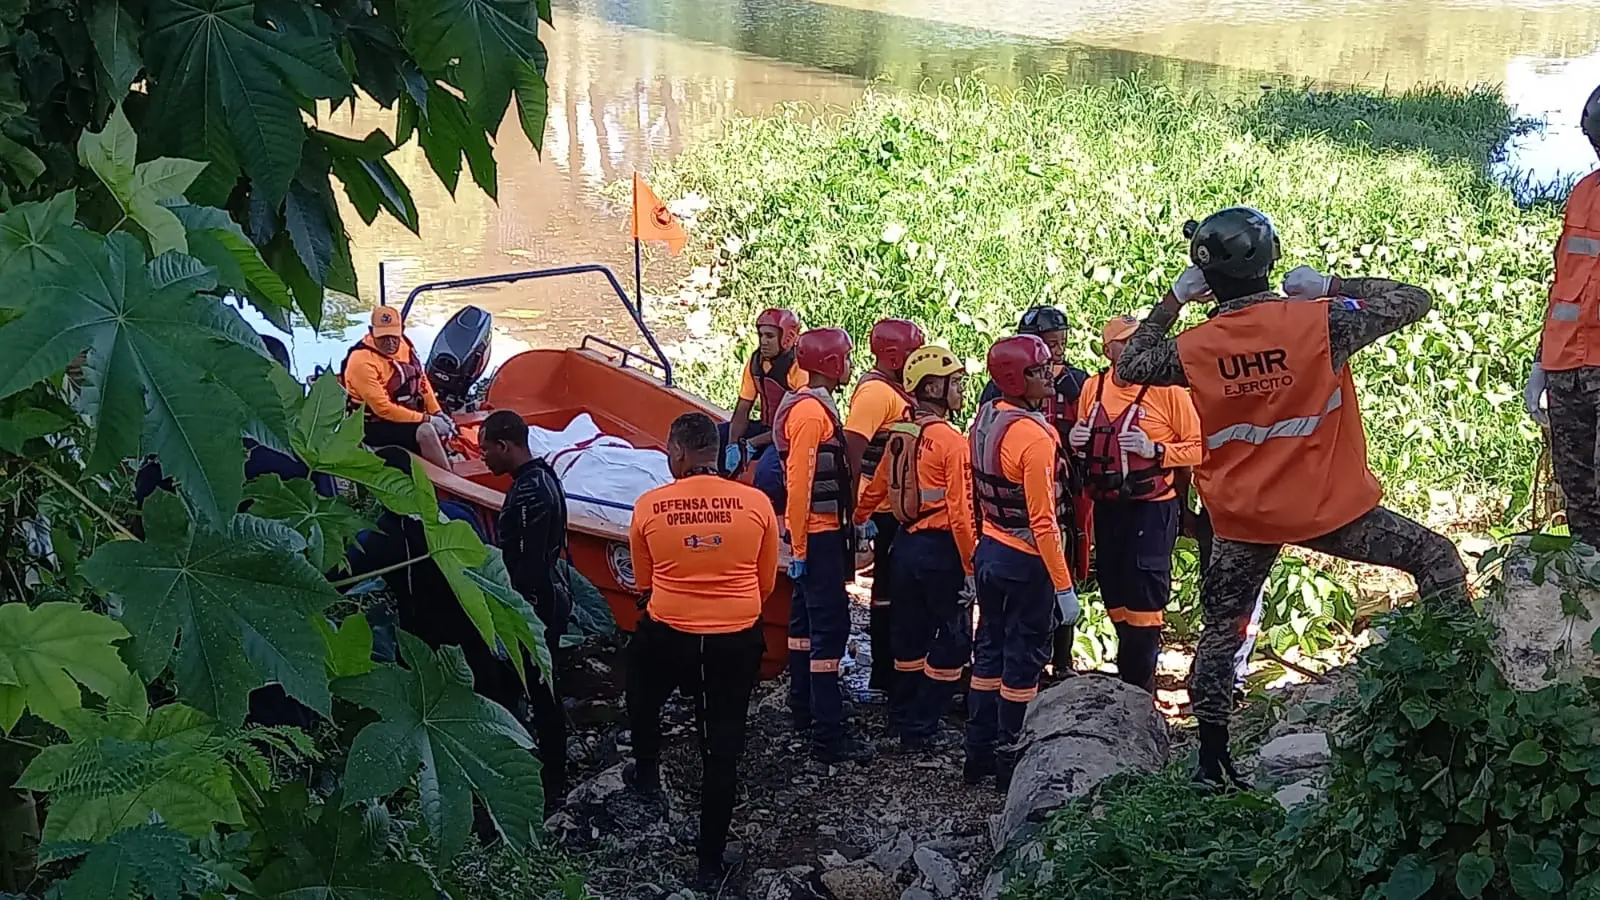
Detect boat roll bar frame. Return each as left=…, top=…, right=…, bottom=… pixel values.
left=378, top=261, right=675, bottom=386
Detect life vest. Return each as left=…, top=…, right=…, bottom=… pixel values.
left=772, top=388, right=853, bottom=526
left=882, top=413, right=953, bottom=526
left=1540, top=170, right=1600, bottom=372
left=969, top=401, right=1075, bottom=553
left=1082, top=372, right=1173, bottom=503
left=340, top=336, right=427, bottom=421
left=750, top=348, right=798, bottom=424
left=854, top=370, right=915, bottom=479
left=1176, top=298, right=1382, bottom=544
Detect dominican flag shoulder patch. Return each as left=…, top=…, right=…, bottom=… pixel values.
left=1334, top=296, right=1365, bottom=311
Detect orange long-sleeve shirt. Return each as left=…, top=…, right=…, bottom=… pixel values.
left=629, top=475, right=780, bottom=634
left=1076, top=371, right=1203, bottom=501
left=857, top=416, right=978, bottom=575
left=781, top=393, right=845, bottom=561
left=845, top=375, right=912, bottom=514
left=981, top=402, right=1073, bottom=591
left=343, top=337, right=443, bottom=423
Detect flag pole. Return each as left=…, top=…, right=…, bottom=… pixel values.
left=634, top=236, right=644, bottom=316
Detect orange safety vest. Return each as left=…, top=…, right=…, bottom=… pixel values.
left=1540, top=170, right=1600, bottom=372
left=1176, top=299, right=1382, bottom=544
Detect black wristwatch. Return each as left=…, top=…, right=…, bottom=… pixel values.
left=1154, top=442, right=1167, bottom=466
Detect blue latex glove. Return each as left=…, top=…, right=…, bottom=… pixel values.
left=1055, top=587, right=1081, bottom=625
left=788, top=558, right=807, bottom=580
left=861, top=519, right=879, bottom=542
left=723, top=442, right=745, bottom=473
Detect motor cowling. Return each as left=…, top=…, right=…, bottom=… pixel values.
left=426, top=305, right=493, bottom=412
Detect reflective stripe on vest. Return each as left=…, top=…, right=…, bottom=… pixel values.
left=772, top=388, right=852, bottom=522
left=1205, top=385, right=1343, bottom=450
left=1175, top=299, right=1382, bottom=544
left=1542, top=170, right=1600, bottom=371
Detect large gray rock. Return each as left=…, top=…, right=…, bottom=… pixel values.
left=1255, top=731, right=1331, bottom=787
left=866, top=831, right=915, bottom=876
left=912, top=847, right=960, bottom=899
left=993, top=675, right=1169, bottom=853
left=1488, top=546, right=1600, bottom=691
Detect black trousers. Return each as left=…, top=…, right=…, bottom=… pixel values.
left=626, top=615, right=764, bottom=864
left=869, top=511, right=901, bottom=692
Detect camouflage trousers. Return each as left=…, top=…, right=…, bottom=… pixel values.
left=1546, top=367, right=1600, bottom=548
left=1191, top=506, right=1467, bottom=726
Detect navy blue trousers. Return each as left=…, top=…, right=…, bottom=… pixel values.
left=966, top=537, right=1054, bottom=764
left=891, top=528, right=972, bottom=739
left=788, top=529, right=852, bottom=747
left=1093, top=498, right=1178, bottom=692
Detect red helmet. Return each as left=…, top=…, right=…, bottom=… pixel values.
left=756, top=307, right=802, bottom=350
left=987, top=335, right=1051, bottom=397
left=868, top=318, right=925, bottom=371
left=797, top=328, right=854, bottom=383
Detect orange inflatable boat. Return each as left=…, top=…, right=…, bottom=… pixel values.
left=394, top=264, right=792, bottom=679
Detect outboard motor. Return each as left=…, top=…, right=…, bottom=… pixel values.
left=426, top=305, right=493, bottom=412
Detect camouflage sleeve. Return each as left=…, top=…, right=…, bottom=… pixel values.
left=1327, top=277, right=1433, bottom=371
left=1115, top=298, right=1189, bottom=386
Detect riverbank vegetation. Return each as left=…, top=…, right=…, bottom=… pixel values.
left=659, top=77, right=1562, bottom=660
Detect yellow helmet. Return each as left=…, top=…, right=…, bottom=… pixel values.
left=903, top=345, right=963, bottom=393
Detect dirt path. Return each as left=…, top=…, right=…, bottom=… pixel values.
left=551, top=581, right=1007, bottom=900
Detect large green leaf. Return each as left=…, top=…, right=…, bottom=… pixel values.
left=0, top=190, right=75, bottom=280
left=321, top=130, right=420, bottom=232
left=87, top=2, right=143, bottom=101
left=244, top=473, right=370, bottom=571
left=399, top=0, right=547, bottom=135
left=78, top=106, right=208, bottom=255
left=82, top=492, right=338, bottom=726
left=398, top=84, right=497, bottom=199
left=466, top=549, right=554, bottom=686
left=0, top=231, right=279, bottom=523
left=314, top=613, right=377, bottom=679
left=0, top=603, right=138, bottom=733
left=512, top=59, right=548, bottom=153
left=252, top=800, right=435, bottom=900
left=143, top=0, right=353, bottom=205
left=170, top=203, right=296, bottom=328
left=17, top=704, right=243, bottom=841
left=334, top=633, right=543, bottom=861
left=40, top=824, right=202, bottom=900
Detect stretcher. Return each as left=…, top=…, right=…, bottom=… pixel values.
left=388, top=264, right=793, bottom=679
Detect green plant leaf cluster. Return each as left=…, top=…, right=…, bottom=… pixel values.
left=1261, top=603, right=1600, bottom=899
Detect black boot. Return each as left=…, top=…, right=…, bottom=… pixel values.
left=695, top=849, right=743, bottom=890
left=1193, top=722, right=1250, bottom=793
left=995, top=751, right=1017, bottom=793
left=814, top=733, right=876, bottom=764
left=623, top=760, right=664, bottom=801
left=962, top=753, right=995, bottom=786
left=1050, top=625, right=1076, bottom=678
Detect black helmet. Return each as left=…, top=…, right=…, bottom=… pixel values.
left=1018, top=305, right=1068, bottom=336
left=1183, top=207, right=1281, bottom=281
left=1584, top=85, right=1600, bottom=144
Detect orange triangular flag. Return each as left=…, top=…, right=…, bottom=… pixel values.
left=632, top=173, right=687, bottom=255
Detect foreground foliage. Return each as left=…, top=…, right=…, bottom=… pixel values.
left=1005, top=600, right=1600, bottom=900
left=0, top=0, right=578, bottom=896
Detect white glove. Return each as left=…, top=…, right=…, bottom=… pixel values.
left=960, top=575, right=977, bottom=607
left=1068, top=422, right=1092, bottom=451
left=1172, top=265, right=1213, bottom=304
left=428, top=413, right=457, bottom=437
left=1118, top=428, right=1156, bottom=459
left=1055, top=587, right=1081, bottom=625
left=1282, top=265, right=1332, bottom=300
left=1525, top=363, right=1549, bottom=427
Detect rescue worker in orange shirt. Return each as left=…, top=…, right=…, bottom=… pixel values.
left=844, top=318, right=925, bottom=698
left=341, top=307, right=455, bottom=469
left=966, top=335, right=1080, bottom=790
left=724, top=307, right=807, bottom=508
left=1117, top=206, right=1468, bottom=789
left=774, top=327, right=874, bottom=763
left=1524, top=86, right=1600, bottom=547
left=856, top=346, right=977, bottom=751
left=979, top=306, right=1092, bottom=675
left=1067, top=316, right=1203, bottom=693
left=625, top=412, right=780, bottom=889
